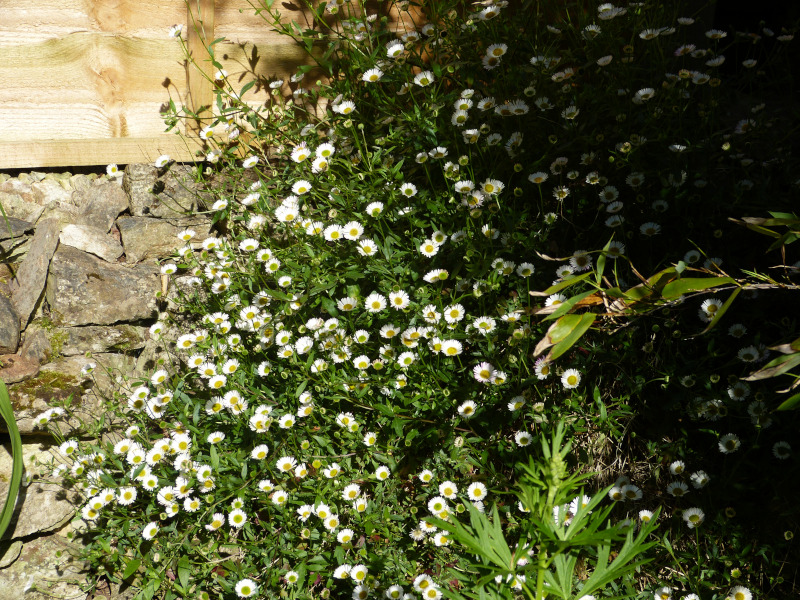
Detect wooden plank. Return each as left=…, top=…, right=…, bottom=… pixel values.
left=0, top=0, right=322, bottom=168
left=0, top=34, right=188, bottom=141
left=0, top=0, right=187, bottom=45
left=215, top=0, right=314, bottom=41
left=216, top=39, right=310, bottom=97
left=0, top=138, right=202, bottom=170
left=187, top=0, right=217, bottom=127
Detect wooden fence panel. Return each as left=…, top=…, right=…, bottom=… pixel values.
left=0, top=0, right=305, bottom=169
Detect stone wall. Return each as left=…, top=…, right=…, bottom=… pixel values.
left=0, top=165, right=213, bottom=599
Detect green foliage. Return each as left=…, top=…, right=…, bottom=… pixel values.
left=0, top=380, right=23, bottom=541
left=430, top=425, right=659, bottom=600
left=34, top=1, right=800, bottom=599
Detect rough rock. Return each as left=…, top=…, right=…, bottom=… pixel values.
left=0, top=540, right=22, bottom=568
left=46, top=246, right=159, bottom=326
left=0, top=294, right=20, bottom=354
left=0, top=216, right=33, bottom=258
left=0, top=353, right=40, bottom=384
left=124, top=163, right=208, bottom=217
left=0, top=178, right=32, bottom=198
left=60, top=224, right=124, bottom=263
left=6, top=353, right=136, bottom=436
left=0, top=216, right=34, bottom=241
left=10, top=218, right=61, bottom=327
left=20, top=325, right=54, bottom=364
left=68, top=174, right=91, bottom=194
left=0, top=443, right=80, bottom=540
left=117, top=216, right=211, bottom=262
left=0, top=534, right=88, bottom=600
left=56, top=325, right=148, bottom=356
left=72, top=180, right=129, bottom=232
left=30, top=179, right=73, bottom=207
left=0, top=235, right=31, bottom=262
left=0, top=191, right=43, bottom=223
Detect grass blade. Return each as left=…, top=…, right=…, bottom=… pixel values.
left=0, top=380, right=23, bottom=540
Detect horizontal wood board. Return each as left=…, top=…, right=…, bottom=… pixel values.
left=0, top=0, right=309, bottom=168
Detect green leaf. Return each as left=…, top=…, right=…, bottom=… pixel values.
left=777, top=392, right=800, bottom=411
left=595, top=250, right=606, bottom=286
left=0, top=381, right=23, bottom=541
left=123, top=558, right=141, bottom=580
left=177, top=556, right=190, bottom=591
left=543, top=290, right=597, bottom=322
left=698, top=287, right=741, bottom=335
left=744, top=353, right=800, bottom=381
left=239, top=80, right=256, bottom=97
left=320, top=297, right=338, bottom=316
left=660, top=277, right=734, bottom=300
left=530, top=272, right=592, bottom=297
left=535, top=314, right=596, bottom=360
left=210, top=445, right=219, bottom=469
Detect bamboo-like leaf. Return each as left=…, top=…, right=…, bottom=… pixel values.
left=620, top=267, right=678, bottom=304
left=743, top=353, right=800, bottom=381
left=769, top=337, right=800, bottom=354
left=540, top=314, right=596, bottom=361
left=660, top=276, right=734, bottom=300
left=0, top=380, right=23, bottom=541
left=696, top=287, right=741, bottom=335
left=529, top=272, right=592, bottom=297
left=543, top=290, right=598, bottom=321
left=776, top=392, right=800, bottom=411
left=535, top=314, right=588, bottom=356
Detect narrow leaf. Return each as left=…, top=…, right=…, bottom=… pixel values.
left=543, top=290, right=597, bottom=321
left=547, top=314, right=596, bottom=361
left=777, top=392, right=800, bottom=411
left=0, top=381, right=23, bottom=541
left=697, top=287, right=741, bottom=335
left=743, top=353, right=800, bottom=381
left=529, top=272, right=592, bottom=297
left=660, top=277, right=734, bottom=300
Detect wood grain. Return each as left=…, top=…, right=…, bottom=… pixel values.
left=187, top=0, right=217, bottom=126
left=1, top=138, right=202, bottom=170
left=0, top=0, right=186, bottom=45
left=0, top=0, right=319, bottom=168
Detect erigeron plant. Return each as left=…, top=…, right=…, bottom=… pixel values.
left=34, top=0, right=799, bottom=599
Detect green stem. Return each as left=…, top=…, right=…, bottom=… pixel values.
left=535, top=550, right=547, bottom=600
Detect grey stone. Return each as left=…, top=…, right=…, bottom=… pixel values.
left=6, top=353, right=135, bottom=436
left=0, top=179, right=31, bottom=195
left=0, top=294, right=20, bottom=354
left=124, top=163, right=209, bottom=218
left=0, top=353, right=40, bottom=384
left=72, top=180, right=129, bottom=232
left=117, top=216, right=211, bottom=262
left=29, top=179, right=73, bottom=207
left=0, top=540, right=22, bottom=568
left=60, top=224, right=124, bottom=263
left=0, top=443, right=80, bottom=540
left=56, top=325, right=148, bottom=356
left=0, top=234, right=31, bottom=261
left=0, top=191, right=44, bottom=223
left=46, top=246, right=159, bottom=326
left=0, top=534, right=88, bottom=600
left=20, top=325, right=53, bottom=363
left=10, top=218, right=61, bottom=327
left=69, top=175, right=91, bottom=194
left=0, top=216, right=33, bottom=241
left=134, top=328, right=176, bottom=375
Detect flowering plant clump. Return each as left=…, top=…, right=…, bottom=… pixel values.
left=37, top=0, right=800, bottom=599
